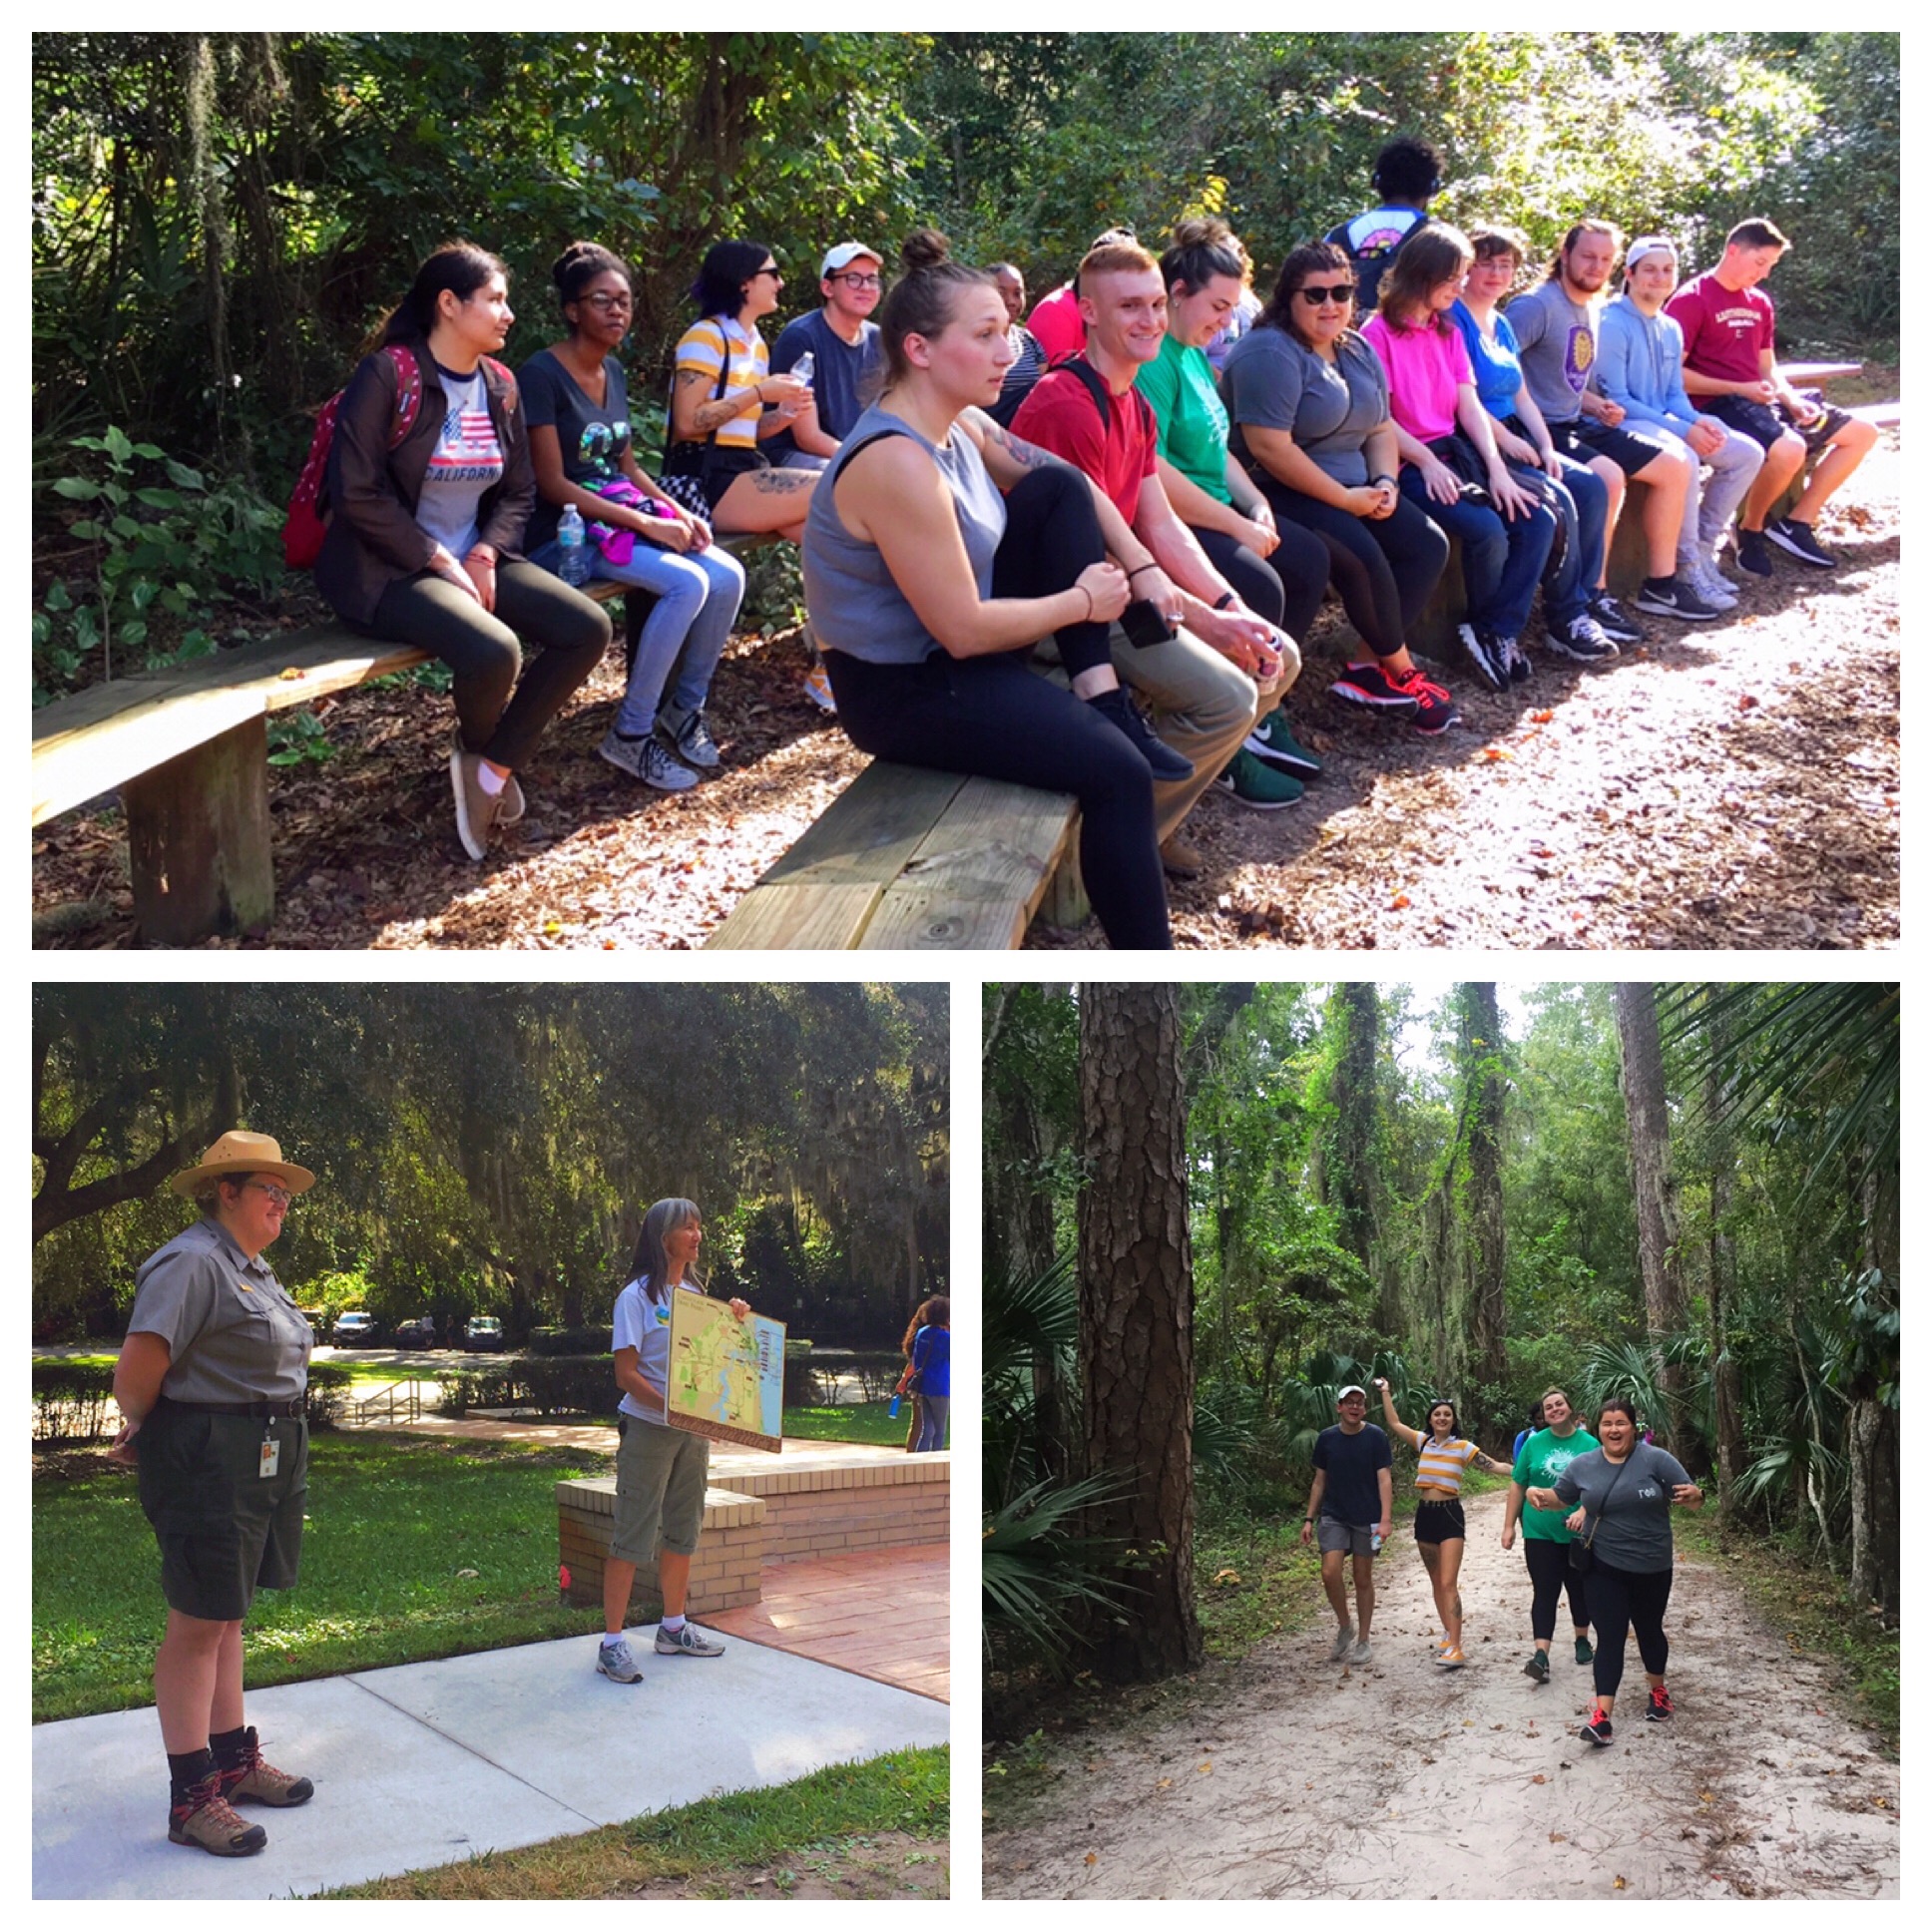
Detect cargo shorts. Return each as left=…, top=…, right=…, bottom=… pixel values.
left=611, top=1414, right=709, bottom=1563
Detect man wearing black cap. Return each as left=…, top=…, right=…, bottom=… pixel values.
left=1299, top=1382, right=1393, bottom=1665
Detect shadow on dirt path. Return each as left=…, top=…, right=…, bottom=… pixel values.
left=984, top=1489, right=1897, bottom=1899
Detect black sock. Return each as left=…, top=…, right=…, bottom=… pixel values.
left=169, top=1746, right=216, bottom=1803
left=210, top=1723, right=252, bottom=1769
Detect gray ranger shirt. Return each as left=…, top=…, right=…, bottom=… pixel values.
left=128, top=1218, right=312, bottom=1404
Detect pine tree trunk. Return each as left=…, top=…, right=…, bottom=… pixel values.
left=1701, top=996, right=1746, bottom=1538
left=1077, top=982, right=1202, bottom=1681
left=1459, top=984, right=1507, bottom=1414
left=1328, top=984, right=1394, bottom=1328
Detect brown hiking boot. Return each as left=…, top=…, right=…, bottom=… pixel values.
left=169, top=1770, right=268, bottom=1855
left=218, top=1725, right=314, bottom=1806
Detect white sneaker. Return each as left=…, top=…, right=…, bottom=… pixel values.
left=1690, top=559, right=1738, bottom=610
left=1327, top=1622, right=1355, bottom=1661
left=600, top=727, right=698, bottom=791
left=1348, top=1638, right=1374, bottom=1666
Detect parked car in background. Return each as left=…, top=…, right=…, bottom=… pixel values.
left=463, top=1316, right=505, bottom=1352
left=332, top=1310, right=380, bottom=1347
left=391, top=1315, right=437, bottom=1349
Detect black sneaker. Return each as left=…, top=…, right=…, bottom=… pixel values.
left=1646, top=1685, right=1676, bottom=1721
left=1457, top=621, right=1510, bottom=694
left=1090, top=686, right=1195, bottom=782
left=1589, top=593, right=1645, bottom=644
left=1546, top=612, right=1619, bottom=664
left=1523, top=1650, right=1550, bottom=1684
left=1503, top=634, right=1533, bottom=685
left=1765, top=516, right=1836, bottom=569
left=1634, top=575, right=1719, bottom=622
left=1580, top=1710, right=1615, bottom=1747
left=1330, top=662, right=1421, bottom=715
left=1735, top=529, right=1773, bottom=577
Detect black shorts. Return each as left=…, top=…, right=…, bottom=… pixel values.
left=1705, top=393, right=1853, bottom=455
left=1551, top=417, right=1672, bottom=478
left=700, top=445, right=770, bottom=511
left=136, top=1401, right=307, bottom=1622
left=1414, top=1497, right=1467, bottom=1543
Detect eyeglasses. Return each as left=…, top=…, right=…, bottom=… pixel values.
left=1295, top=283, right=1356, bottom=306
left=244, top=1181, right=293, bottom=1208
left=831, top=272, right=882, bottom=289
left=578, top=291, right=634, bottom=313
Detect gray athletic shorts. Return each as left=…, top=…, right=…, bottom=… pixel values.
left=1317, top=1518, right=1376, bottom=1558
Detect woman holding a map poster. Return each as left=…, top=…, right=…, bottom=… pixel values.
left=598, top=1198, right=752, bottom=1685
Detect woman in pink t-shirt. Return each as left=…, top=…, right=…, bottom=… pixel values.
left=1363, top=226, right=1558, bottom=695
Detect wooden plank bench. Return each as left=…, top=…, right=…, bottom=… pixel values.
left=704, top=758, right=1084, bottom=949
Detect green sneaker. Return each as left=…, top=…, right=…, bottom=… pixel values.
left=1574, top=1635, right=1595, bottom=1666
left=1244, top=708, right=1321, bottom=778
left=1523, top=1650, right=1550, bottom=1684
left=1213, top=747, right=1304, bottom=811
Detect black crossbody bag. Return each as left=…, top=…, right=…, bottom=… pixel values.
left=1568, top=1451, right=1635, bottom=1575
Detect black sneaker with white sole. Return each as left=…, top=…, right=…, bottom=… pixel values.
left=1765, top=516, right=1837, bottom=568
left=1634, top=575, right=1719, bottom=622
left=1457, top=621, right=1511, bottom=693
left=1546, top=612, right=1620, bottom=664
left=1734, top=529, right=1773, bottom=577
left=1589, top=594, right=1645, bottom=644
left=1580, top=1711, right=1615, bottom=1747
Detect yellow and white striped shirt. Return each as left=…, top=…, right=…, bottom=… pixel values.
left=1415, top=1434, right=1479, bottom=1494
left=674, top=316, right=768, bottom=451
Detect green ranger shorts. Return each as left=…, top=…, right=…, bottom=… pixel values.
left=136, top=1401, right=307, bottom=1622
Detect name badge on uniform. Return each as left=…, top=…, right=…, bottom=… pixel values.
left=259, top=1432, right=281, bottom=1479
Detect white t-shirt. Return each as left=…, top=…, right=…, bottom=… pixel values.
left=611, top=1274, right=704, bottom=1423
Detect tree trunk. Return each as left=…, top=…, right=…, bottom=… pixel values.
left=1077, top=982, right=1202, bottom=1681
left=1327, top=984, right=1392, bottom=1326
left=1701, top=995, right=1746, bottom=1540
left=1458, top=984, right=1507, bottom=1415
left=1613, top=982, right=1693, bottom=1457
left=1846, top=1397, right=1898, bottom=1618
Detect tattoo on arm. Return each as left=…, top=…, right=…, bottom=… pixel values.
left=982, top=422, right=1056, bottom=472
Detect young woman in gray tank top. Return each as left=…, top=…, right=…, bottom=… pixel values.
left=800, top=231, right=1177, bottom=947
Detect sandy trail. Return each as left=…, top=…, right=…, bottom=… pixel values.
left=984, top=1489, right=1897, bottom=1899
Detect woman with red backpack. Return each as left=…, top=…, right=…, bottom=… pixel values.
left=312, top=243, right=611, bottom=861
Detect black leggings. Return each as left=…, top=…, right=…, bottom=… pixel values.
left=824, top=654, right=1171, bottom=949
left=991, top=466, right=1114, bottom=683
left=1255, top=480, right=1448, bottom=658
left=369, top=558, right=611, bottom=769
left=1524, top=1535, right=1591, bottom=1642
left=1192, top=520, right=1328, bottom=645
left=1588, top=1559, right=1674, bottom=1699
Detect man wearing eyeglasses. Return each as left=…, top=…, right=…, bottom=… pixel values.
left=767, top=241, right=885, bottom=472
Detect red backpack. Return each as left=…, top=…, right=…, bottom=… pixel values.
left=281, top=344, right=425, bottom=568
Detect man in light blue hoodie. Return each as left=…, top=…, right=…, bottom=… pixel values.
left=1597, top=238, right=1764, bottom=610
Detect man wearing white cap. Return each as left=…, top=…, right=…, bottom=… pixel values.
left=1596, top=236, right=1764, bottom=609
left=1298, top=1382, right=1393, bottom=1665
left=767, top=240, right=885, bottom=473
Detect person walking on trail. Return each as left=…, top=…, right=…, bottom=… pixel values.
left=1503, top=1386, right=1599, bottom=1683
left=598, top=1197, right=754, bottom=1685
left=112, top=1131, right=319, bottom=1858
left=1299, top=1383, right=1393, bottom=1664
left=1529, top=1395, right=1703, bottom=1747
left=1373, top=1377, right=1515, bottom=1669
left=1512, top=1399, right=1546, bottom=1463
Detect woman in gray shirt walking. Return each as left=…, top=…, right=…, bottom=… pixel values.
left=1531, top=1394, right=1702, bottom=1747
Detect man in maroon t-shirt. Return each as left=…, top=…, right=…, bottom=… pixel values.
left=1009, top=242, right=1296, bottom=869
left=1668, top=217, right=1878, bottom=573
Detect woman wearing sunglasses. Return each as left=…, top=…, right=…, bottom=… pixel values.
left=1221, top=242, right=1456, bottom=734
left=110, top=1132, right=321, bottom=1858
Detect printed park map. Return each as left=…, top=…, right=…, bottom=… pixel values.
left=665, top=1293, right=785, bottom=1452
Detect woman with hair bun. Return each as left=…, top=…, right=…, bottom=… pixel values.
left=519, top=242, right=744, bottom=790
left=596, top=1198, right=754, bottom=1685
left=663, top=240, right=818, bottom=543
left=314, top=243, right=611, bottom=860
left=800, top=230, right=1175, bottom=948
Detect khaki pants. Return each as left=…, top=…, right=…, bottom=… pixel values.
left=1038, top=624, right=1295, bottom=845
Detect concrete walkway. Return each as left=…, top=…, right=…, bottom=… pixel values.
left=33, top=1619, right=950, bottom=1900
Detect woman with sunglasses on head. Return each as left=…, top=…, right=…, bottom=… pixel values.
left=1373, top=1376, right=1515, bottom=1669
left=1361, top=223, right=1557, bottom=694
left=1221, top=242, right=1456, bottom=734
left=111, top=1133, right=321, bottom=1858
left=1528, top=1395, right=1701, bottom=1747
left=662, top=242, right=818, bottom=545
left=314, top=243, right=612, bottom=860
left=520, top=242, right=745, bottom=791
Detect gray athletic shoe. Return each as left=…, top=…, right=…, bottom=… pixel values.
left=1327, top=1622, right=1355, bottom=1662
left=655, top=1621, right=725, bottom=1658
left=600, top=726, right=699, bottom=791
left=1348, top=1638, right=1374, bottom=1666
left=596, top=1636, right=644, bottom=1684
left=658, top=705, right=722, bottom=770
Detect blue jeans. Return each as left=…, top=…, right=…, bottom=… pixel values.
left=1399, top=467, right=1556, bottom=640
left=529, top=535, right=744, bottom=736
left=1510, top=442, right=1610, bottom=625
left=914, top=1396, right=949, bottom=1452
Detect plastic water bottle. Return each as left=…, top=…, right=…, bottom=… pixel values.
left=1370, top=1530, right=1384, bottom=1554
left=888, top=1393, right=900, bottom=1419
left=558, top=504, right=589, bottom=587
left=792, top=350, right=815, bottom=387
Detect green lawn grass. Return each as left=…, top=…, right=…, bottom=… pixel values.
left=34, top=1435, right=607, bottom=1722
left=316, top=1745, right=950, bottom=1899
left=782, top=1401, right=910, bottom=1448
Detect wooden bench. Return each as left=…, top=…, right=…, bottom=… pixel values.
left=704, top=757, right=1084, bottom=949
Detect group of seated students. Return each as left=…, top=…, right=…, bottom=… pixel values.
left=313, top=146, right=1874, bottom=935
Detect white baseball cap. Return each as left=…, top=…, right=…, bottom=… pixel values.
left=820, top=242, right=881, bottom=279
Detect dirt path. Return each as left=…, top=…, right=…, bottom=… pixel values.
left=983, top=1489, right=1898, bottom=1899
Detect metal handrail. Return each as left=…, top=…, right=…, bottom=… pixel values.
left=350, top=1377, right=424, bottom=1426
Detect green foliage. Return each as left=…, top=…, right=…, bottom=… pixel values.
left=30, top=1361, right=115, bottom=1443
left=982, top=1470, right=1137, bottom=1669
left=33, top=425, right=283, bottom=703
left=436, top=1357, right=617, bottom=1420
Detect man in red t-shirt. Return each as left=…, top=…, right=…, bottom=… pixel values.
left=1668, top=217, right=1878, bottom=573
left=1007, top=242, right=1297, bottom=869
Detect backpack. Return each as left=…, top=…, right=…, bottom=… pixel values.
left=1324, top=209, right=1438, bottom=316
left=1050, top=352, right=1159, bottom=448
left=281, top=346, right=515, bottom=569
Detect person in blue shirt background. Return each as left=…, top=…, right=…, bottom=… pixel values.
left=910, top=1295, right=951, bottom=1451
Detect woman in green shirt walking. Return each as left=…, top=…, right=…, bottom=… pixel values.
left=1501, top=1385, right=1598, bottom=1682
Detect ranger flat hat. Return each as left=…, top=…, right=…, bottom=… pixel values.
left=170, top=1130, right=315, bottom=1197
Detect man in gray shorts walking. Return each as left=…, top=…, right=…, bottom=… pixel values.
left=1299, top=1383, right=1394, bottom=1664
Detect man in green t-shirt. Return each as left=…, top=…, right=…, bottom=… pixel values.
left=1503, top=1386, right=1599, bottom=1684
